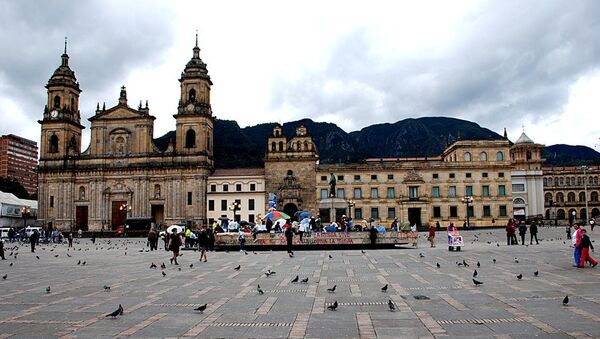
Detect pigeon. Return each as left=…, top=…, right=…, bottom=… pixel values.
left=36, top=256, right=40, bottom=259
left=419, top=253, right=425, bottom=258
left=46, top=286, right=51, bottom=293
left=162, top=271, right=166, bottom=277
left=328, top=254, right=333, bottom=259
left=257, top=284, right=264, bottom=294
left=9, top=263, right=13, bottom=267
left=291, top=275, right=299, bottom=283
left=493, top=258, right=497, bottom=263
left=456, top=261, right=463, bottom=267
left=534, top=270, right=539, bottom=277
left=327, top=285, right=337, bottom=293
left=66, top=254, right=72, bottom=257
left=563, top=295, right=569, bottom=306
left=361, top=250, right=366, bottom=254
left=301, top=277, right=309, bottom=284
left=327, top=300, right=338, bottom=311
left=473, top=270, right=478, bottom=277
left=234, top=265, right=241, bottom=270
left=77, top=260, right=81, bottom=265
left=473, top=278, right=483, bottom=286
left=497, top=243, right=500, bottom=247
left=194, top=303, right=207, bottom=312
left=104, top=285, right=111, bottom=291
left=190, top=264, right=193, bottom=268
left=388, top=299, right=396, bottom=311
left=54, top=254, right=59, bottom=258
left=150, top=263, right=157, bottom=269
left=381, top=284, right=388, bottom=292
left=462, top=260, right=469, bottom=267
left=160, top=263, right=166, bottom=269
left=436, top=263, right=440, bottom=268
left=82, top=261, right=86, bottom=265
left=514, top=258, right=519, bottom=263
left=517, top=274, right=523, bottom=280
left=3, top=274, right=7, bottom=280
left=477, top=261, right=480, bottom=268
left=178, top=267, right=182, bottom=271
left=106, top=304, right=123, bottom=317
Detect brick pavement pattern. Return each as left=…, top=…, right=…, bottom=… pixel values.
left=1, top=227, right=600, bottom=338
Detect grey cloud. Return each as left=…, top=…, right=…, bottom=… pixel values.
left=269, top=1, right=600, bottom=134
left=0, top=0, right=176, bottom=137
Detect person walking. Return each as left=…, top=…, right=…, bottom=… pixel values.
left=436, top=220, right=441, bottom=232
left=572, top=224, right=582, bottom=267
left=590, top=219, right=595, bottom=231
left=207, top=227, right=215, bottom=251
left=168, top=228, right=182, bottom=265
left=506, top=219, right=515, bottom=246
left=566, top=224, right=572, bottom=239
left=428, top=224, right=436, bottom=247
left=369, top=224, right=378, bottom=247
left=238, top=228, right=246, bottom=252
left=518, top=222, right=527, bottom=245
left=148, top=228, right=158, bottom=251
left=530, top=221, right=539, bottom=245
left=285, top=224, right=294, bottom=255
left=68, top=232, right=73, bottom=247
left=578, top=229, right=597, bottom=268
left=184, top=227, right=192, bottom=249
left=29, top=230, right=39, bottom=253
left=391, top=218, right=398, bottom=232
left=0, top=238, right=5, bottom=260
left=198, top=227, right=208, bottom=262
left=91, top=232, right=96, bottom=245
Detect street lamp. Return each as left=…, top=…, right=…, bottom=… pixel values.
left=119, top=203, right=131, bottom=224
left=229, top=201, right=241, bottom=222
left=347, top=199, right=355, bottom=219
left=20, top=206, right=30, bottom=229
left=461, top=196, right=473, bottom=229
left=578, top=165, right=589, bottom=225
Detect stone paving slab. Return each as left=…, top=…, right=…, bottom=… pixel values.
left=1, top=226, right=600, bottom=337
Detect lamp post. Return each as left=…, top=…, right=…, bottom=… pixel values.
left=347, top=199, right=355, bottom=219
left=119, top=203, right=131, bottom=234
left=229, top=201, right=241, bottom=222
left=20, top=206, right=30, bottom=229
left=578, top=165, right=589, bottom=225
left=461, top=196, right=473, bottom=229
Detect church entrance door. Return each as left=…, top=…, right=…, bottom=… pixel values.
left=151, top=205, right=164, bottom=225
left=283, top=203, right=298, bottom=220
left=75, top=206, right=88, bottom=231
left=111, top=201, right=126, bottom=230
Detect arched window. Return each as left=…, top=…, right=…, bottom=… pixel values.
left=207, top=132, right=211, bottom=151
left=464, top=152, right=472, bottom=162
left=592, top=208, right=600, bottom=218
left=556, top=192, right=564, bottom=202
left=594, top=176, right=598, bottom=185
left=53, top=95, right=61, bottom=109
left=71, top=96, right=75, bottom=109
left=69, top=136, right=77, bottom=152
left=115, top=136, right=126, bottom=154
left=579, top=192, right=586, bottom=202
left=48, top=135, right=59, bottom=153
left=545, top=209, right=550, bottom=219
left=578, top=177, right=582, bottom=185
left=557, top=209, right=565, bottom=219
left=571, top=177, right=576, bottom=186
left=496, top=151, right=504, bottom=161
left=297, top=141, right=301, bottom=150
left=79, top=186, right=85, bottom=200
left=479, top=152, right=488, bottom=161
left=580, top=209, right=587, bottom=219
left=278, top=141, right=283, bottom=151
left=544, top=192, right=552, bottom=203
left=526, top=150, right=532, bottom=160
left=271, top=142, right=276, bottom=151
left=188, top=88, right=196, bottom=102
left=275, top=129, right=280, bottom=137
left=567, top=192, right=576, bottom=202
left=513, top=198, right=526, bottom=205
left=185, top=129, right=196, bottom=148
left=592, top=191, right=599, bottom=202
left=559, top=177, right=564, bottom=186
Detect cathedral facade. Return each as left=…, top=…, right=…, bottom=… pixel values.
left=37, top=39, right=214, bottom=231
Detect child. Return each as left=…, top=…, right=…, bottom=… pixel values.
left=579, top=229, right=598, bottom=268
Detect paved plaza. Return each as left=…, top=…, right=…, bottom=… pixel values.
left=1, top=226, right=600, bottom=338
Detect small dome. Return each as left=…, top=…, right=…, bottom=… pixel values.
left=515, top=132, right=534, bottom=144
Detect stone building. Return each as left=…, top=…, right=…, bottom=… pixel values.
left=509, top=131, right=545, bottom=220
left=37, top=38, right=214, bottom=231
left=543, top=165, right=600, bottom=224
left=206, top=168, right=265, bottom=225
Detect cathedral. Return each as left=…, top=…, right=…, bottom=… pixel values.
left=37, top=37, right=214, bottom=231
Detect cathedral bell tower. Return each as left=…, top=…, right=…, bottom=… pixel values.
left=39, top=38, right=84, bottom=160
left=173, top=33, right=214, bottom=162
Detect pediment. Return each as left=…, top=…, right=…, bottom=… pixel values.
left=89, top=105, right=151, bottom=122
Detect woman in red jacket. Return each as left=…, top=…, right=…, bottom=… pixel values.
left=579, top=229, right=597, bottom=268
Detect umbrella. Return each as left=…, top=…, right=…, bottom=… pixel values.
left=239, top=220, right=250, bottom=226
left=218, top=216, right=229, bottom=221
left=294, top=211, right=311, bottom=219
left=264, top=211, right=290, bottom=221
left=167, top=225, right=184, bottom=235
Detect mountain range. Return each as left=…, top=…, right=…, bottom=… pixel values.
left=154, top=117, right=600, bottom=168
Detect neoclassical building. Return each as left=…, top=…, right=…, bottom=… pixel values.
left=265, top=126, right=545, bottom=227
left=543, top=165, right=600, bottom=224
left=38, top=39, right=214, bottom=231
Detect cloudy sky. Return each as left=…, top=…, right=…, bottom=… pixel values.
left=1, top=0, right=599, bottom=150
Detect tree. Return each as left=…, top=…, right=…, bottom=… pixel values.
left=0, top=177, right=30, bottom=199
